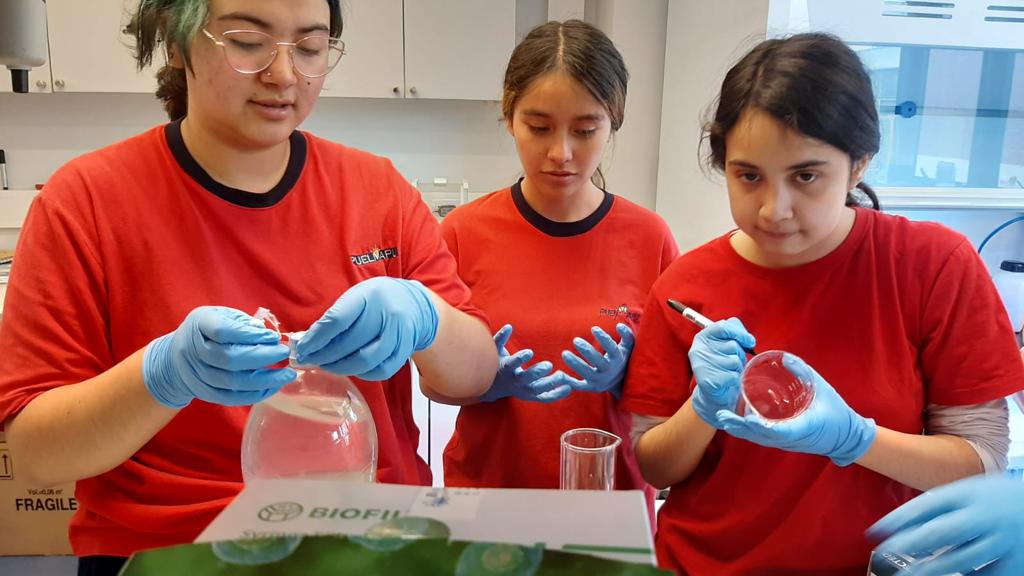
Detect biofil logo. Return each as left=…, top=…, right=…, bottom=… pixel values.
left=257, top=502, right=402, bottom=523
left=599, top=304, right=640, bottom=322
left=351, top=246, right=398, bottom=266
left=258, top=502, right=304, bottom=522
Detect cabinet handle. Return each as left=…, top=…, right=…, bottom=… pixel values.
left=54, top=79, right=65, bottom=89
left=35, top=80, right=48, bottom=89
left=392, top=86, right=400, bottom=95
left=409, top=86, right=418, bottom=95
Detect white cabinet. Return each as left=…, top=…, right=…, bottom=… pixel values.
left=403, top=0, right=515, bottom=101
left=322, top=0, right=405, bottom=99
left=323, top=0, right=515, bottom=101
left=0, top=0, right=154, bottom=94
left=44, top=0, right=156, bottom=93
left=2, top=0, right=512, bottom=101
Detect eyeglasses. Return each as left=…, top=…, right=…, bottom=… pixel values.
left=202, top=28, right=345, bottom=78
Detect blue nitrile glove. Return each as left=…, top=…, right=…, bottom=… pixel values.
left=142, top=306, right=295, bottom=408
left=868, top=475, right=1024, bottom=576
left=295, top=277, right=439, bottom=381
left=561, top=323, right=634, bottom=398
left=716, top=353, right=876, bottom=466
left=479, top=324, right=572, bottom=403
left=688, top=318, right=756, bottom=429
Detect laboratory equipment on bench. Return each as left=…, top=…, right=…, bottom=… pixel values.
left=413, top=177, right=470, bottom=221
left=560, top=428, right=620, bottom=491
left=993, top=260, right=1024, bottom=333
left=241, top=308, right=378, bottom=483
left=0, top=0, right=48, bottom=93
left=977, top=216, right=1024, bottom=334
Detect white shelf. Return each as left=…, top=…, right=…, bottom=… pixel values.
left=878, top=188, right=1024, bottom=211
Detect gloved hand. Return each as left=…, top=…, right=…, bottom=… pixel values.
left=479, top=324, right=572, bottom=403
left=716, top=353, right=876, bottom=466
left=143, top=306, right=295, bottom=408
left=561, top=323, right=634, bottom=398
left=688, top=318, right=756, bottom=429
left=295, top=277, right=438, bottom=381
left=868, top=475, right=1024, bottom=576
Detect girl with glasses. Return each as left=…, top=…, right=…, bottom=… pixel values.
left=0, top=1, right=497, bottom=574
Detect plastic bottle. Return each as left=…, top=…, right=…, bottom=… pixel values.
left=993, top=260, right=1024, bottom=333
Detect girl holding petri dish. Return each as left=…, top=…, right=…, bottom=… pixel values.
left=619, top=33, right=1024, bottom=574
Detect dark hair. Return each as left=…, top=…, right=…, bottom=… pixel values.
left=503, top=19, right=628, bottom=190
left=127, top=0, right=342, bottom=121
left=702, top=33, right=881, bottom=210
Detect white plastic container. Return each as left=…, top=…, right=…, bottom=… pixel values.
left=993, top=260, right=1024, bottom=333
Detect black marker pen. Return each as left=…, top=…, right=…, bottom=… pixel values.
left=666, top=298, right=757, bottom=355
left=0, top=150, right=8, bottom=190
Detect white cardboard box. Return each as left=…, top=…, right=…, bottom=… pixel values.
left=197, top=479, right=655, bottom=566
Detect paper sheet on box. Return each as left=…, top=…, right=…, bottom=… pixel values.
left=196, top=479, right=654, bottom=565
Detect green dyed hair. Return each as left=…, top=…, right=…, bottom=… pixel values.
left=126, top=0, right=342, bottom=120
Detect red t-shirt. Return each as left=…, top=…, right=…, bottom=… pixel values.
left=441, top=182, right=678, bottom=492
left=620, top=208, right=1024, bottom=575
left=0, top=121, right=483, bottom=556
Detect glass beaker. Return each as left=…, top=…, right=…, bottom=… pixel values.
left=241, top=365, right=378, bottom=482
left=241, top=310, right=378, bottom=483
left=738, top=350, right=815, bottom=422
left=559, top=428, right=620, bottom=491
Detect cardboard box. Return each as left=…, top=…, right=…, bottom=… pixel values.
left=196, top=479, right=656, bottom=566
left=0, top=424, right=76, bottom=556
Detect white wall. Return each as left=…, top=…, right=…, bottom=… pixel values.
left=0, top=92, right=523, bottom=199
left=656, top=0, right=771, bottom=252
left=589, top=0, right=669, bottom=208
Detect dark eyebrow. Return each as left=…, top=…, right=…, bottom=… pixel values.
left=217, top=12, right=330, bottom=35
left=727, top=159, right=830, bottom=170
left=217, top=12, right=272, bottom=29
left=727, top=160, right=759, bottom=170
left=521, top=109, right=604, bottom=122
left=786, top=160, right=830, bottom=171
left=298, top=23, right=330, bottom=35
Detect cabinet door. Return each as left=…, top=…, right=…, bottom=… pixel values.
left=403, top=0, right=515, bottom=101
left=321, top=0, right=405, bottom=99
left=45, top=0, right=156, bottom=93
